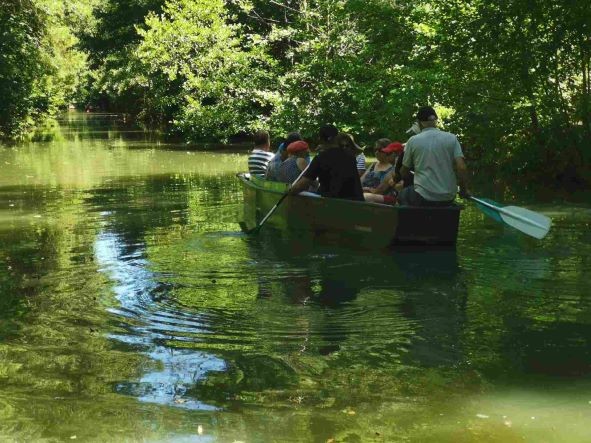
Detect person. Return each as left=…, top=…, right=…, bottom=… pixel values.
left=289, top=133, right=364, bottom=201
left=248, top=130, right=274, bottom=176
left=266, top=132, right=302, bottom=181
left=392, top=145, right=414, bottom=190
left=316, top=124, right=338, bottom=152
left=356, top=151, right=366, bottom=177
left=360, top=138, right=393, bottom=190
left=406, top=121, right=421, bottom=137
left=392, top=121, right=422, bottom=190
left=395, top=106, right=470, bottom=206
left=363, top=142, right=404, bottom=204
left=277, top=141, right=310, bottom=183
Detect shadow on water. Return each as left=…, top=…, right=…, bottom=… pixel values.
left=246, top=232, right=467, bottom=363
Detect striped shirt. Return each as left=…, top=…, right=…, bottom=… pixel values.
left=248, top=149, right=274, bottom=176
left=356, top=153, right=366, bottom=173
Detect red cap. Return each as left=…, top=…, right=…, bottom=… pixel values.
left=287, top=140, right=309, bottom=153
left=381, top=142, right=404, bottom=154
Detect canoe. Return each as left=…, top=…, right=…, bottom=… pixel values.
left=238, top=173, right=463, bottom=248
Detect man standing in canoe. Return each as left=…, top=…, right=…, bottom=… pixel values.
left=289, top=133, right=364, bottom=201
left=395, top=106, right=470, bottom=206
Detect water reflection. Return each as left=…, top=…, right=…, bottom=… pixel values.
left=2, top=113, right=591, bottom=442
left=94, top=218, right=225, bottom=411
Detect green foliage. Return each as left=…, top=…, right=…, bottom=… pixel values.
left=0, top=0, right=94, bottom=140
left=268, top=0, right=435, bottom=140
left=79, top=0, right=165, bottom=114
left=432, top=0, right=591, bottom=181
left=0, top=1, right=47, bottom=138
left=4, top=0, right=591, bottom=181
left=135, top=0, right=278, bottom=140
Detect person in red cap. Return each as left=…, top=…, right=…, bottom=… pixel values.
left=363, top=141, right=405, bottom=204
left=360, top=138, right=393, bottom=190
left=277, top=140, right=310, bottom=184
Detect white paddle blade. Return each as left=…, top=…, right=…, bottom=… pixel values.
left=499, top=206, right=552, bottom=239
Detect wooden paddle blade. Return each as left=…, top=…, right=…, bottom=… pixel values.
left=499, top=206, right=552, bottom=239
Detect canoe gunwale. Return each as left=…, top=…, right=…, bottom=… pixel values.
left=237, top=172, right=464, bottom=212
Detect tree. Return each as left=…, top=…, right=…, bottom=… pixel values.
left=433, top=0, right=591, bottom=180
left=135, top=0, right=278, bottom=140
left=0, top=0, right=95, bottom=140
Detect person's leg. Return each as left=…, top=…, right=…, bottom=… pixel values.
left=364, top=193, right=385, bottom=203
left=382, top=195, right=396, bottom=205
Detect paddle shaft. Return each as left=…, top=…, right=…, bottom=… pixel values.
left=255, top=164, right=311, bottom=230
left=470, top=196, right=546, bottom=230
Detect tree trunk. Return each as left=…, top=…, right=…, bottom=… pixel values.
left=581, top=45, right=591, bottom=138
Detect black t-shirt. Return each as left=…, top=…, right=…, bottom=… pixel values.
left=303, top=147, right=364, bottom=200
left=395, top=152, right=414, bottom=188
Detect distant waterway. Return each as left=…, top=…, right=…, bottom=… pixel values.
left=0, top=112, right=590, bottom=442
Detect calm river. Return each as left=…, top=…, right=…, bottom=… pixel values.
left=1, top=113, right=590, bottom=442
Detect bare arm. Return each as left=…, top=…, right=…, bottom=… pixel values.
left=372, top=170, right=395, bottom=195
left=289, top=176, right=313, bottom=195
left=296, top=157, right=308, bottom=171
left=359, top=167, right=370, bottom=185
left=454, top=157, right=470, bottom=197
left=372, top=165, right=410, bottom=194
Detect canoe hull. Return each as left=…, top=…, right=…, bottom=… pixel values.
left=239, top=174, right=462, bottom=248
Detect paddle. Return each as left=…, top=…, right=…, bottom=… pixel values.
left=469, top=196, right=552, bottom=239
left=240, top=164, right=311, bottom=235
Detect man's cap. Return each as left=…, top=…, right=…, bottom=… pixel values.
left=287, top=140, right=309, bottom=154
left=335, top=133, right=363, bottom=153
left=319, top=124, right=338, bottom=142
left=416, top=106, right=438, bottom=122
left=381, top=142, right=404, bottom=155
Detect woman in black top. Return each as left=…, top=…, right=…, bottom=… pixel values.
left=289, top=133, right=364, bottom=201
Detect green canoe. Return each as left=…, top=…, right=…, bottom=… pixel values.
left=238, top=173, right=463, bottom=248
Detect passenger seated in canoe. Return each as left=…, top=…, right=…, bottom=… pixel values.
left=248, top=130, right=274, bottom=177
left=289, top=133, right=364, bottom=201
left=316, top=124, right=338, bottom=152
left=266, top=132, right=302, bottom=181
left=277, top=141, right=310, bottom=183
left=360, top=138, right=393, bottom=191
left=392, top=144, right=414, bottom=190
left=356, top=150, right=367, bottom=178
left=364, top=142, right=405, bottom=205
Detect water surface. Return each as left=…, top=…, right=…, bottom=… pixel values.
left=0, top=113, right=590, bottom=442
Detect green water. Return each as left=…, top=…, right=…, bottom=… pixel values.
left=1, top=113, right=590, bottom=442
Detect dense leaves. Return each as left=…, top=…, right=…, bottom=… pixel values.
left=0, top=0, right=94, bottom=139
left=2, top=0, right=590, bottom=182
left=136, top=0, right=278, bottom=139
left=434, top=0, right=591, bottom=181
